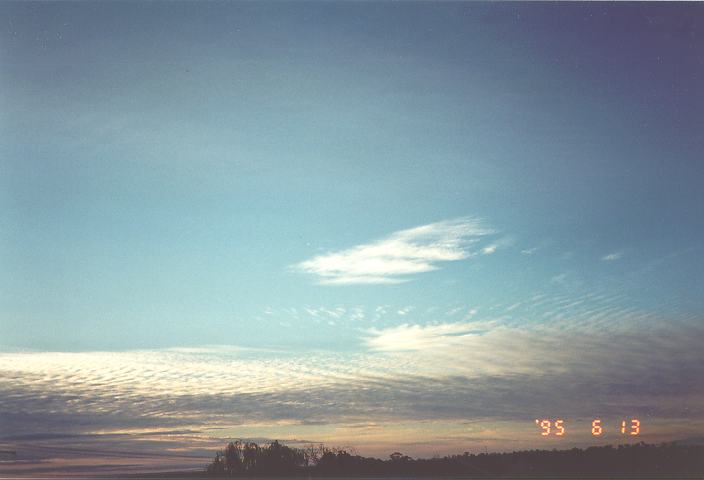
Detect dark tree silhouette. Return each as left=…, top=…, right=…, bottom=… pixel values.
left=223, top=441, right=242, bottom=475
left=206, top=440, right=704, bottom=476
left=205, top=451, right=225, bottom=475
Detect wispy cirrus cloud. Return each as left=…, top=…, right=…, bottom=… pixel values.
left=481, top=236, right=514, bottom=255
left=602, top=251, right=623, bottom=261
left=292, top=217, right=493, bottom=285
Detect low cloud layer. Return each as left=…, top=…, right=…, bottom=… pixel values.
left=2, top=315, right=702, bottom=440
left=293, top=218, right=494, bottom=284
left=2, top=291, right=702, bottom=475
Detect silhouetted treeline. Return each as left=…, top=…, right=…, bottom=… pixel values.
left=206, top=440, right=703, bottom=475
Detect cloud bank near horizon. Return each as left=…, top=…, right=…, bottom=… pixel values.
left=293, top=218, right=494, bottom=285
left=2, top=296, right=702, bottom=446
left=2, top=294, right=702, bottom=475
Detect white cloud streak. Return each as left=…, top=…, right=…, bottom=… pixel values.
left=602, top=252, right=623, bottom=261
left=481, top=245, right=497, bottom=255
left=481, top=236, right=514, bottom=255
left=293, top=217, right=493, bottom=285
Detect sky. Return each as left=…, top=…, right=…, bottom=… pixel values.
left=1, top=1, right=703, bottom=476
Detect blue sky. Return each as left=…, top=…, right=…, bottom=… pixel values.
left=1, top=2, right=703, bottom=475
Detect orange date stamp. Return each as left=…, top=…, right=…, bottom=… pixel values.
left=534, top=418, right=640, bottom=436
